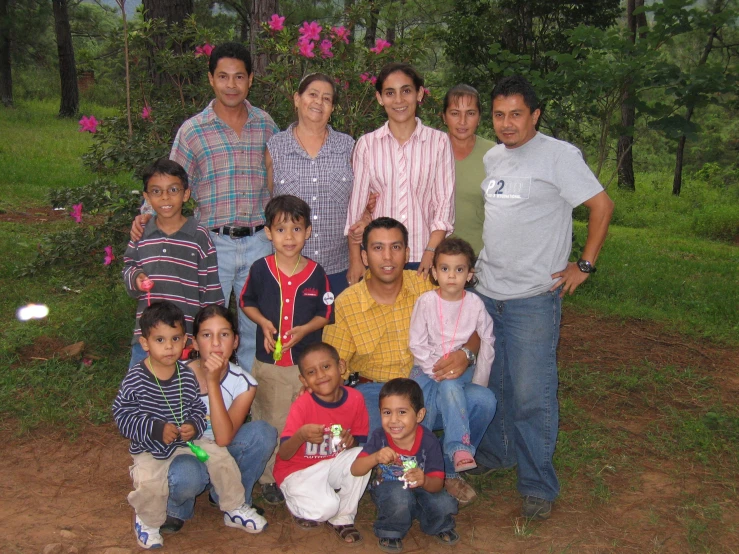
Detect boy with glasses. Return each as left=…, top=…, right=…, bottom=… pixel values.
left=123, top=158, right=225, bottom=368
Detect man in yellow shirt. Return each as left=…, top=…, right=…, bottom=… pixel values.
left=324, top=217, right=496, bottom=505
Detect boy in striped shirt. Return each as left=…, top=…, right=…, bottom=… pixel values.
left=113, top=302, right=264, bottom=549
left=123, top=158, right=224, bottom=369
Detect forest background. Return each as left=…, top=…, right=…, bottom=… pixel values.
left=0, top=1, right=737, bottom=552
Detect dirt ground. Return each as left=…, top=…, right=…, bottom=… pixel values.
left=3, top=311, right=738, bottom=554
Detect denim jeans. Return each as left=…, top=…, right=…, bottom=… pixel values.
left=327, top=269, right=349, bottom=298
left=166, top=420, right=277, bottom=519
left=128, top=342, right=147, bottom=369
left=411, top=367, right=486, bottom=460
left=209, top=230, right=272, bottom=372
left=356, top=380, right=496, bottom=479
left=474, top=289, right=561, bottom=502
left=370, top=480, right=457, bottom=539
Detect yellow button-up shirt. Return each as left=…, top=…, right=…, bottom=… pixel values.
left=323, top=270, right=435, bottom=382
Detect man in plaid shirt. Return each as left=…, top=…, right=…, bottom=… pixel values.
left=133, top=42, right=278, bottom=372
left=323, top=217, right=496, bottom=506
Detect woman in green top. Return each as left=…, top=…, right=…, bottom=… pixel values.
left=442, top=85, right=495, bottom=254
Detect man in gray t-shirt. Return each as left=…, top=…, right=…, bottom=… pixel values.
left=472, top=76, right=614, bottom=520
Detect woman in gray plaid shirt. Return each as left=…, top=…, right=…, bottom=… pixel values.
left=266, top=73, right=373, bottom=296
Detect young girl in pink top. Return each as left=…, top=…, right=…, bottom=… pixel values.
left=409, top=238, right=495, bottom=473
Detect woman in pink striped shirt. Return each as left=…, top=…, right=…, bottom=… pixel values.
left=345, top=63, right=455, bottom=285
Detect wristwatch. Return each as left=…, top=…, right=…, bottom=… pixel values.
left=577, top=259, right=597, bottom=274
left=459, top=347, right=476, bottom=367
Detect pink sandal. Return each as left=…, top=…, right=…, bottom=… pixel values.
left=453, top=450, right=478, bottom=473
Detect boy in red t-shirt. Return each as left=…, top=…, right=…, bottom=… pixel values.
left=275, top=342, right=370, bottom=545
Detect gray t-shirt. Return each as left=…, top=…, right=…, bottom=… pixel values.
left=476, top=132, right=603, bottom=301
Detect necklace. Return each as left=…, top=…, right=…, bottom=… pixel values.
left=294, top=125, right=327, bottom=157
left=146, top=358, right=209, bottom=462
left=437, top=291, right=465, bottom=359
left=273, top=252, right=302, bottom=361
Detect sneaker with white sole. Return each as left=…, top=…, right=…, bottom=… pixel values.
left=224, top=503, right=268, bottom=533
left=134, top=515, right=163, bottom=549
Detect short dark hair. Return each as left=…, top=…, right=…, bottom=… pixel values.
left=297, top=72, right=338, bottom=105
left=264, top=195, right=311, bottom=227
left=375, top=63, right=424, bottom=93
left=443, top=84, right=482, bottom=114
left=297, top=342, right=341, bottom=375
left=431, top=237, right=479, bottom=288
left=209, top=42, right=252, bottom=75
left=142, top=158, right=188, bottom=192
left=362, top=217, right=408, bottom=250
left=139, top=301, right=186, bottom=338
left=491, top=75, right=539, bottom=113
left=379, top=378, right=424, bottom=413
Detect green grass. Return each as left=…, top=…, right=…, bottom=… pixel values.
left=0, top=99, right=131, bottom=208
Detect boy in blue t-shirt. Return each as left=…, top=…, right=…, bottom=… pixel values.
left=351, top=378, right=459, bottom=552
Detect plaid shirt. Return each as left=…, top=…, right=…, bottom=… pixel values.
left=269, top=124, right=354, bottom=274
left=170, top=100, right=279, bottom=228
left=323, top=270, right=434, bottom=382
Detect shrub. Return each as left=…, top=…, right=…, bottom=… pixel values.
left=691, top=204, right=739, bottom=242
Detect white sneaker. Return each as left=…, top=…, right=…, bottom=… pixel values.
left=134, top=515, right=163, bottom=549
left=224, top=503, right=268, bottom=534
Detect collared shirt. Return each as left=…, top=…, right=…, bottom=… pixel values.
left=122, top=216, right=224, bottom=344
left=269, top=124, right=354, bottom=274
left=345, top=118, right=455, bottom=262
left=170, top=99, right=279, bottom=228
left=323, top=270, right=434, bottom=382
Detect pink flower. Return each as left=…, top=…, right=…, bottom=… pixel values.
left=268, top=14, right=285, bottom=32
left=423, top=87, right=431, bottom=97
left=370, top=76, right=377, bottom=86
left=360, top=73, right=370, bottom=83
left=319, top=39, right=334, bottom=58
left=103, top=245, right=115, bottom=266
left=369, top=38, right=391, bottom=54
left=70, top=203, right=83, bottom=224
left=141, top=105, right=152, bottom=120
left=298, top=21, right=322, bottom=42
left=195, top=43, right=214, bottom=57
left=78, top=115, right=98, bottom=133
left=82, top=358, right=93, bottom=367
left=332, top=26, right=350, bottom=44
left=298, top=40, right=316, bottom=58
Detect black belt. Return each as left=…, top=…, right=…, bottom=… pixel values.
left=211, top=225, right=265, bottom=238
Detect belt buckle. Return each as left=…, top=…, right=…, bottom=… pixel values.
left=228, top=226, right=237, bottom=238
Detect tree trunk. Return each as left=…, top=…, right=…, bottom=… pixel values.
left=0, top=0, right=11, bottom=107
left=616, top=0, right=644, bottom=191
left=345, top=0, right=356, bottom=41
left=672, top=1, right=722, bottom=196
left=364, top=2, right=380, bottom=48
left=52, top=0, right=78, bottom=117
left=250, top=0, right=278, bottom=76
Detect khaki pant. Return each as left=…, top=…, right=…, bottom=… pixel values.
left=251, top=359, right=303, bottom=484
left=128, top=439, right=245, bottom=528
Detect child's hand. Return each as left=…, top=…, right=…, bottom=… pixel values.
left=404, top=467, right=425, bottom=489
left=135, top=273, right=150, bottom=292
left=299, top=424, right=325, bottom=445
left=374, top=446, right=399, bottom=465
left=162, top=423, right=179, bottom=444
left=261, top=320, right=278, bottom=353
left=203, top=352, right=225, bottom=380
left=339, top=428, right=355, bottom=450
left=282, top=324, right=309, bottom=351
left=179, top=423, right=196, bottom=442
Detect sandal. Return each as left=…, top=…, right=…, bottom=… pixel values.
left=435, top=529, right=460, bottom=546
left=378, top=537, right=403, bottom=553
left=453, top=450, right=478, bottom=473
left=292, top=515, right=320, bottom=531
left=327, top=522, right=363, bottom=546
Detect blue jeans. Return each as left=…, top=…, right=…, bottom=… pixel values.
left=357, top=381, right=495, bottom=479
left=128, top=342, right=147, bottom=369
left=209, top=230, right=272, bottom=372
left=166, top=420, right=277, bottom=519
left=371, top=480, right=457, bottom=539
left=474, top=289, right=561, bottom=502
left=411, top=367, right=488, bottom=462
left=327, top=269, right=349, bottom=298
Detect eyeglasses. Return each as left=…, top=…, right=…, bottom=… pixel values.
left=147, top=186, right=184, bottom=197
